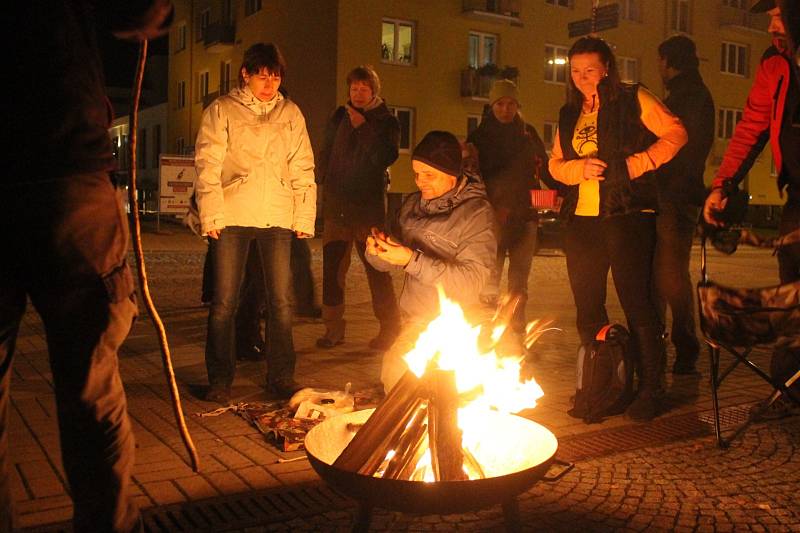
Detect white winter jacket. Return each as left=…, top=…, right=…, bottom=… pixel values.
left=195, top=87, right=316, bottom=236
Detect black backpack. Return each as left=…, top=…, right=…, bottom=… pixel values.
left=568, top=324, right=635, bottom=424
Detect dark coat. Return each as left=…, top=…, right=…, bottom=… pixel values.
left=656, top=69, right=715, bottom=207
left=467, top=113, right=556, bottom=224
left=558, top=82, right=659, bottom=219
left=319, top=100, right=400, bottom=227
left=366, top=175, right=496, bottom=322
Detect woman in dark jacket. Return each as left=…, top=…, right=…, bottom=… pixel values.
left=548, top=37, right=687, bottom=420
left=467, top=79, right=556, bottom=331
left=366, top=131, right=497, bottom=392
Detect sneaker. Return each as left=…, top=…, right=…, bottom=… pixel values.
left=205, top=386, right=231, bottom=405
left=266, top=378, right=304, bottom=400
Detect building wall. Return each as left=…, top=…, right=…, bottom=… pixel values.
left=169, top=0, right=781, bottom=203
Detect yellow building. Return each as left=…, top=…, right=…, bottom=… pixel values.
left=168, top=0, right=781, bottom=217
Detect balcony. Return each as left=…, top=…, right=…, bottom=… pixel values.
left=719, top=5, right=768, bottom=33
left=461, top=65, right=519, bottom=100
left=204, top=22, right=235, bottom=53
left=462, top=0, right=521, bottom=24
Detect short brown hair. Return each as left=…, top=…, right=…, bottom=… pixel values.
left=239, top=43, right=286, bottom=87
left=346, top=65, right=381, bottom=95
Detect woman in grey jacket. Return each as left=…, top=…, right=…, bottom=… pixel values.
left=366, top=131, right=497, bottom=392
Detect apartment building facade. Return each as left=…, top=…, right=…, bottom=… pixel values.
left=167, top=0, right=780, bottom=215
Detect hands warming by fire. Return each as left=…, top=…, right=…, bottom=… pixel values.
left=366, top=227, right=414, bottom=267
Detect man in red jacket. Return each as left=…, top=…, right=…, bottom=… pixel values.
left=703, top=0, right=800, bottom=284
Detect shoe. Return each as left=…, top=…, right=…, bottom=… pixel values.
left=368, top=327, right=400, bottom=351
left=316, top=336, right=344, bottom=349
left=626, top=390, right=660, bottom=421
left=266, top=378, right=304, bottom=399
left=749, top=396, right=799, bottom=422
left=237, top=342, right=267, bottom=361
left=296, top=306, right=322, bottom=319
left=206, top=386, right=231, bottom=405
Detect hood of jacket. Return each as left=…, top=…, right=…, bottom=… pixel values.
left=415, top=174, right=489, bottom=216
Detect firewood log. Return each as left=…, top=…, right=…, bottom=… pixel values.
left=427, top=369, right=467, bottom=481
left=382, top=405, right=429, bottom=480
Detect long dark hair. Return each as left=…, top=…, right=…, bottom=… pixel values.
left=565, top=37, right=621, bottom=111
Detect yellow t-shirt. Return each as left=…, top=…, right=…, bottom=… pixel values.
left=573, top=110, right=600, bottom=216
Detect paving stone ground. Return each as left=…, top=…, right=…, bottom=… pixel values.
left=8, top=220, right=799, bottom=531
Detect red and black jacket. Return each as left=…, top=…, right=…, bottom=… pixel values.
left=713, top=41, right=796, bottom=196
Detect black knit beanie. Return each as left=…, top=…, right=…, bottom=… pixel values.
left=411, top=131, right=462, bottom=177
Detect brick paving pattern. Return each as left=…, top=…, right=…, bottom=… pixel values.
left=8, top=222, right=799, bottom=531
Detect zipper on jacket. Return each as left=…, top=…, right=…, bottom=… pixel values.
left=773, top=75, right=784, bottom=120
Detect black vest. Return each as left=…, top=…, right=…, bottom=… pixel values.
left=558, top=82, right=658, bottom=219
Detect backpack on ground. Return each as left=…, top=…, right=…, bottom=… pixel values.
left=568, top=324, right=635, bottom=424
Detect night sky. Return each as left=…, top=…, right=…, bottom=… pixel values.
left=101, top=31, right=168, bottom=87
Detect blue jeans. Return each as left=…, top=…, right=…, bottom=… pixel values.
left=205, top=226, right=295, bottom=388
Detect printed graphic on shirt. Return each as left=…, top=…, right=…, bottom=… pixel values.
left=573, top=111, right=599, bottom=158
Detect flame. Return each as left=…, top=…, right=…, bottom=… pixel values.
left=400, top=288, right=546, bottom=480
left=404, top=287, right=544, bottom=415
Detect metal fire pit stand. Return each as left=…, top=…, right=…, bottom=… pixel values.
left=349, top=457, right=573, bottom=533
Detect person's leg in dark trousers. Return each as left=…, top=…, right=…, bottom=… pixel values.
left=257, top=228, right=300, bottom=397
left=605, top=213, right=665, bottom=420
left=206, top=227, right=252, bottom=400
left=235, top=241, right=267, bottom=361
left=506, top=220, right=539, bottom=332
left=653, top=203, right=701, bottom=374
left=1, top=173, right=140, bottom=532
left=291, top=236, right=319, bottom=317
left=354, top=230, right=401, bottom=350
left=564, top=216, right=611, bottom=345
left=319, top=219, right=352, bottom=347
left=778, top=199, right=800, bottom=284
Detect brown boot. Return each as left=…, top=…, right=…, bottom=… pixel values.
left=627, top=326, right=667, bottom=422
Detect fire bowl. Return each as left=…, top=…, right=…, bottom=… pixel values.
left=304, top=408, right=559, bottom=516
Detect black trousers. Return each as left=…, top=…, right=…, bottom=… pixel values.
left=778, top=199, right=800, bottom=284
left=0, top=173, right=139, bottom=532
left=564, top=213, right=662, bottom=345
left=653, top=202, right=701, bottom=362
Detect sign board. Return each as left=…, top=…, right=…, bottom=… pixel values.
left=568, top=18, right=593, bottom=38
left=568, top=3, right=619, bottom=37
left=158, top=155, right=197, bottom=214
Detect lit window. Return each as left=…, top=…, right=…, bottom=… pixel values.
left=722, top=0, right=747, bottom=8
left=717, top=108, right=743, bottom=139
left=469, top=31, right=498, bottom=69
left=382, top=18, right=415, bottom=65
left=721, top=42, right=748, bottom=76
left=545, top=0, right=571, bottom=7
left=175, top=137, right=185, bottom=155
left=388, top=106, right=415, bottom=153
left=669, top=0, right=690, bottom=33
left=220, top=61, right=233, bottom=94
left=544, top=44, right=569, bottom=84
left=618, top=56, right=639, bottom=83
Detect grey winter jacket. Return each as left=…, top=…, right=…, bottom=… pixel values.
left=366, top=175, right=496, bottom=322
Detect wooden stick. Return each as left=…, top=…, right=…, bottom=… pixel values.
left=333, top=370, right=422, bottom=474
left=382, top=405, right=429, bottom=480
left=427, top=369, right=467, bottom=481
left=462, top=446, right=486, bottom=480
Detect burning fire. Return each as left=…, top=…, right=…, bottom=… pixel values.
left=395, top=288, right=548, bottom=481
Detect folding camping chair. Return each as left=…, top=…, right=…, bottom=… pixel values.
left=697, top=234, right=800, bottom=448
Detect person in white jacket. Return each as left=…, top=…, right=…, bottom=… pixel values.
left=195, top=43, right=316, bottom=403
